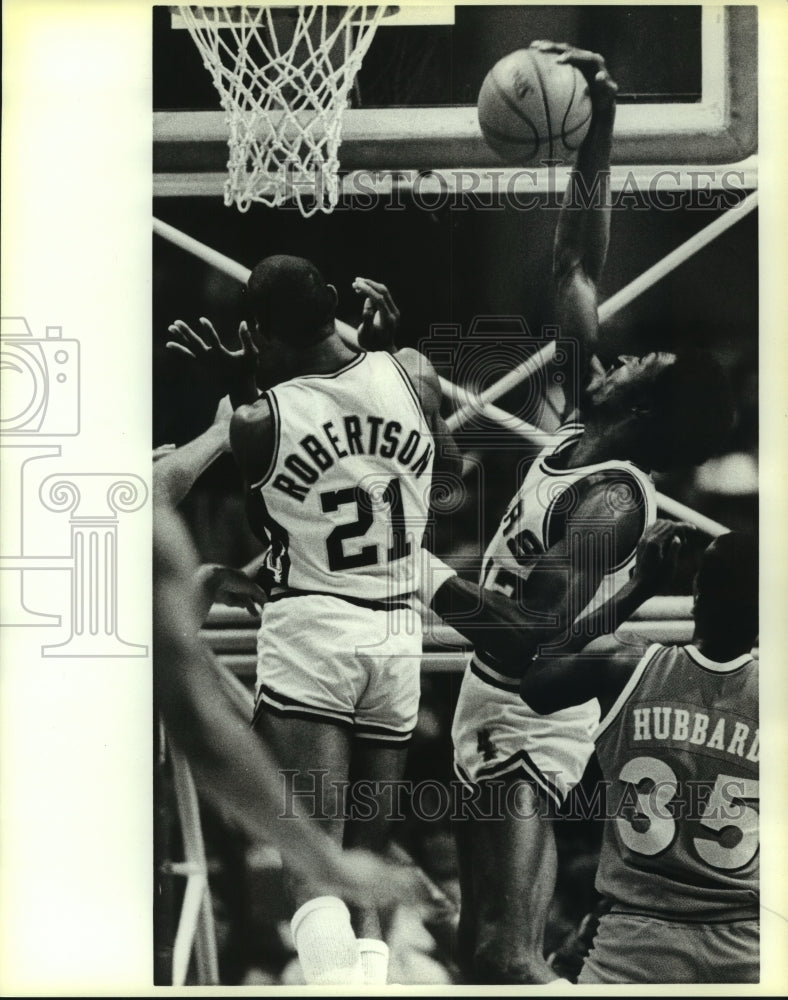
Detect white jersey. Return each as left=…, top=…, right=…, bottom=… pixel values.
left=248, top=351, right=434, bottom=601
left=474, top=421, right=657, bottom=678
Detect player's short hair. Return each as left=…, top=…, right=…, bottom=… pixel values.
left=695, top=531, right=758, bottom=642
left=640, top=350, right=734, bottom=471
left=246, top=254, right=335, bottom=344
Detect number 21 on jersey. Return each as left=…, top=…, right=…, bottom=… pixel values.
left=320, top=476, right=412, bottom=572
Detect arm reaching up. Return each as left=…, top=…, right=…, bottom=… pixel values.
left=167, top=316, right=260, bottom=408
left=394, top=347, right=464, bottom=484
left=353, top=276, right=401, bottom=353
left=535, top=42, right=617, bottom=379
left=350, top=275, right=463, bottom=482
left=152, top=395, right=233, bottom=507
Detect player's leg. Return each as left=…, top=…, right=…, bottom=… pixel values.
left=348, top=614, right=422, bottom=983
left=546, top=895, right=611, bottom=982
left=252, top=602, right=365, bottom=852
left=453, top=793, right=478, bottom=978
left=451, top=667, right=596, bottom=984
left=344, top=738, right=410, bottom=936
left=252, top=711, right=352, bottom=869
left=252, top=708, right=362, bottom=984
left=455, top=776, right=559, bottom=984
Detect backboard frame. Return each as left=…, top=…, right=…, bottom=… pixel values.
left=153, top=5, right=756, bottom=197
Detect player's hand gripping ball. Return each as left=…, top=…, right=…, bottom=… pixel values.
left=477, top=46, right=592, bottom=166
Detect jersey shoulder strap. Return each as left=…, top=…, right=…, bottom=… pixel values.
left=593, top=643, right=663, bottom=741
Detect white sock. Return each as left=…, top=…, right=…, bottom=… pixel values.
left=544, top=977, right=573, bottom=989
left=290, top=896, right=364, bottom=985
left=358, top=937, right=389, bottom=985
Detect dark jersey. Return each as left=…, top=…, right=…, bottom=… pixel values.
left=594, top=642, right=759, bottom=921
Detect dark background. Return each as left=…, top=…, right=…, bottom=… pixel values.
left=154, top=5, right=703, bottom=109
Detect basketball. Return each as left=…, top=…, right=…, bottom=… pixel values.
left=477, top=48, right=592, bottom=166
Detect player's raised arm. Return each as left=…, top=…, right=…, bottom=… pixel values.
left=353, top=276, right=401, bottom=353
left=167, top=316, right=260, bottom=408
left=520, top=520, right=690, bottom=715
left=152, top=395, right=233, bottom=507
left=351, top=276, right=462, bottom=479
left=229, top=394, right=277, bottom=488
left=394, top=347, right=464, bottom=482
left=536, top=42, right=617, bottom=369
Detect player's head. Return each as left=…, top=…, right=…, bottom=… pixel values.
left=589, top=349, right=734, bottom=471
left=693, top=531, right=758, bottom=651
left=246, top=255, right=338, bottom=348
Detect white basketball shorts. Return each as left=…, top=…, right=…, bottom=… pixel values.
left=451, top=654, right=600, bottom=807
left=253, top=591, right=423, bottom=746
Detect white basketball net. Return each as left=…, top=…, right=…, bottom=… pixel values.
left=178, top=5, right=387, bottom=216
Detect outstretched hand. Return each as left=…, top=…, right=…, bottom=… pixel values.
left=353, top=277, right=400, bottom=352
left=167, top=317, right=259, bottom=388
left=530, top=40, right=618, bottom=109
left=634, top=520, right=699, bottom=595
left=194, top=563, right=266, bottom=616
left=328, top=847, right=455, bottom=920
